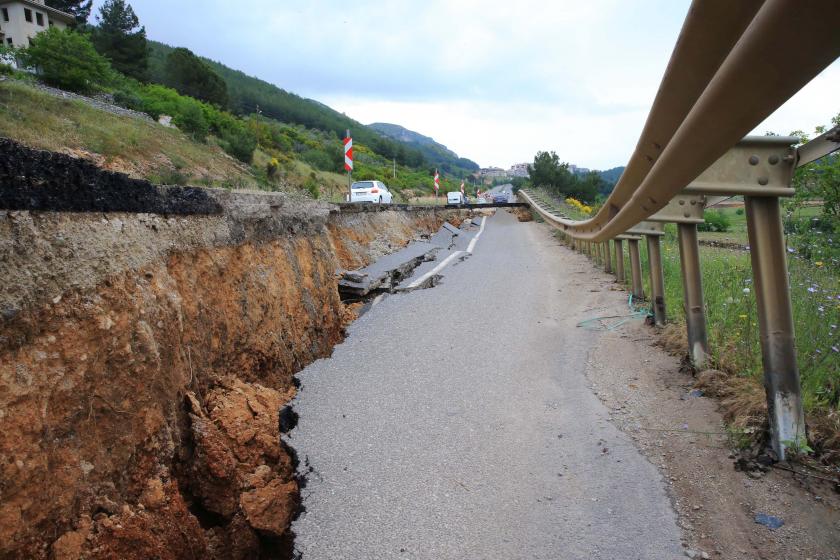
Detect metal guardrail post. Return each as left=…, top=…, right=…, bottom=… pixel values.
left=604, top=241, right=612, bottom=273
left=645, top=234, right=667, bottom=326
left=628, top=239, right=644, bottom=299
left=614, top=239, right=625, bottom=283
left=677, top=223, right=709, bottom=368
left=744, top=196, right=805, bottom=461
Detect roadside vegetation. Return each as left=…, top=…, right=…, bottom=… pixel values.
left=526, top=118, right=840, bottom=462
left=0, top=0, right=470, bottom=200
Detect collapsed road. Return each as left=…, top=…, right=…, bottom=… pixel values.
left=290, top=209, right=684, bottom=559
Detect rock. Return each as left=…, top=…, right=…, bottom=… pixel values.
left=140, top=478, right=167, bottom=510
left=240, top=479, right=299, bottom=537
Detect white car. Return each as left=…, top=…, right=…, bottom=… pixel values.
left=350, top=181, right=393, bottom=204
left=447, top=192, right=465, bottom=205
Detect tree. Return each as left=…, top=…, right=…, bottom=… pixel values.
left=20, top=28, right=111, bottom=93
left=45, top=0, right=92, bottom=24
left=91, top=0, right=148, bottom=81
left=163, top=47, right=229, bottom=108
left=528, top=150, right=577, bottom=196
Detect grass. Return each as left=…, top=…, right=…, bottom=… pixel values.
left=0, top=80, right=267, bottom=190
left=0, top=79, right=341, bottom=198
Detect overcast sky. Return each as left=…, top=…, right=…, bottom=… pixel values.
left=99, top=1, right=839, bottom=170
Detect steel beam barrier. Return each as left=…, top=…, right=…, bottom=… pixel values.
left=604, top=241, right=612, bottom=274
left=645, top=234, right=667, bottom=326
left=744, top=196, right=805, bottom=461
left=677, top=223, right=709, bottom=368
left=614, top=239, right=625, bottom=283
left=628, top=239, right=644, bottom=300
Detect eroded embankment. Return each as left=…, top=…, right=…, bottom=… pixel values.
left=0, top=172, right=459, bottom=558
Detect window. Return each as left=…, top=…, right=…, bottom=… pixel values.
left=36, top=12, right=44, bottom=26
left=6, top=38, right=12, bottom=47
left=24, top=8, right=32, bottom=22
left=2, top=8, right=9, bottom=22
left=48, top=19, right=53, bottom=26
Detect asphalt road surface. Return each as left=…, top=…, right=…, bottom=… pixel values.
left=290, top=209, right=683, bottom=559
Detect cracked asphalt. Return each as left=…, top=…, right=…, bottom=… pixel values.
left=290, top=209, right=684, bottom=559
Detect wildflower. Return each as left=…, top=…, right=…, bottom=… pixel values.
left=832, top=346, right=839, bottom=353
left=739, top=314, right=748, bottom=319
left=815, top=261, right=824, bottom=267
left=808, top=287, right=817, bottom=293
left=818, top=306, right=825, bottom=313
left=787, top=247, right=795, bottom=253
left=742, top=288, right=750, bottom=294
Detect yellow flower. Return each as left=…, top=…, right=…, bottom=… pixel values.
left=739, top=314, right=748, bottom=319
left=815, top=261, right=824, bottom=267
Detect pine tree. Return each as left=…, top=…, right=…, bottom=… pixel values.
left=45, top=0, right=93, bottom=24
left=164, top=48, right=229, bottom=108
left=91, top=0, right=148, bottom=81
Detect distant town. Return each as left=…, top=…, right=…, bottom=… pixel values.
left=477, top=162, right=590, bottom=180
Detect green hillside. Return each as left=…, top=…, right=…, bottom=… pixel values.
left=369, top=122, right=479, bottom=174
left=147, top=41, right=478, bottom=177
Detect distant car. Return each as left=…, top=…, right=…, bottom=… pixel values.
left=447, top=191, right=465, bottom=205
left=492, top=192, right=509, bottom=204
left=350, top=181, right=393, bottom=204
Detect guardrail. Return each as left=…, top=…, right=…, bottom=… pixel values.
left=519, top=0, right=840, bottom=460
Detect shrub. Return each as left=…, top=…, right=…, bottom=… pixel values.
left=735, top=207, right=745, bottom=216
left=219, top=125, right=256, bottom=163
left=174, top=102, right=209, bottom=142
left=698, top=209, right=731, bottom=232
left=20, top=28, right=112, bottom=93
left=301, top=148, right=335, bottom=172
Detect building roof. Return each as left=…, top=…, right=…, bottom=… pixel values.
left=0, top=0, right=76, bottom=24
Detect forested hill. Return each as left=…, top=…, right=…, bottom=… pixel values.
left=598, top=166, right=625, bottom=186
left=147, top=41, right=478, bottom=175
left=369, top=123, right=479, bottom=173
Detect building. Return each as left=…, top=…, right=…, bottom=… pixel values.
left=568, top=164, right=590, bottom=175
left=0, top=0, right=74, bottom=49
left=509, top=163, right=530, bottom=178
left=479, top=166, right=507, bottom=178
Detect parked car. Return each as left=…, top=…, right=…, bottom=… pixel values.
left=447, top=191, right=465, bottom=205
left=492, top=192, right=509, bottom=204
left=350, top=181, right=393, bottom=203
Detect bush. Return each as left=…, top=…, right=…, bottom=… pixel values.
left=735, top=207, right=745, bottom=216
left=301, top=148, right=335, bottom=172
left=219, top=125, right=256, bottom=163
left=698, top=209, right=731, bottom=232
left=174, top=102, right=209, bottom=142
left=20, top=28, right=113, bottom=93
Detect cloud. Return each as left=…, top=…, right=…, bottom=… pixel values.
left=101, top=1, right=839, bottom=169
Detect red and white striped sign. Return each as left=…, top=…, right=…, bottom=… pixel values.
left=343, top=136, right=353, bottom=171
left=434, top=169, right=440, bottom=191
left=460, top=180, right=465, bottom=194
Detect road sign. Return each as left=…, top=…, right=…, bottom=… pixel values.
left=344, top=135, right=353, bottom=172
left=434, top=169, right=440, bottom=191
left=460, top=180, right=465, bottom=194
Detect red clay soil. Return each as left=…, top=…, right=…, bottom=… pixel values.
left=0, top=208, right=455, bottom=559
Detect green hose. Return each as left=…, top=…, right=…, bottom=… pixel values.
left=576, top=294, right=651, bottom=331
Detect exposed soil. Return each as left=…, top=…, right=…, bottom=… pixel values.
left=0, top=204, right=461, bottom=559
left=584, top=300, right=840, bottom=559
